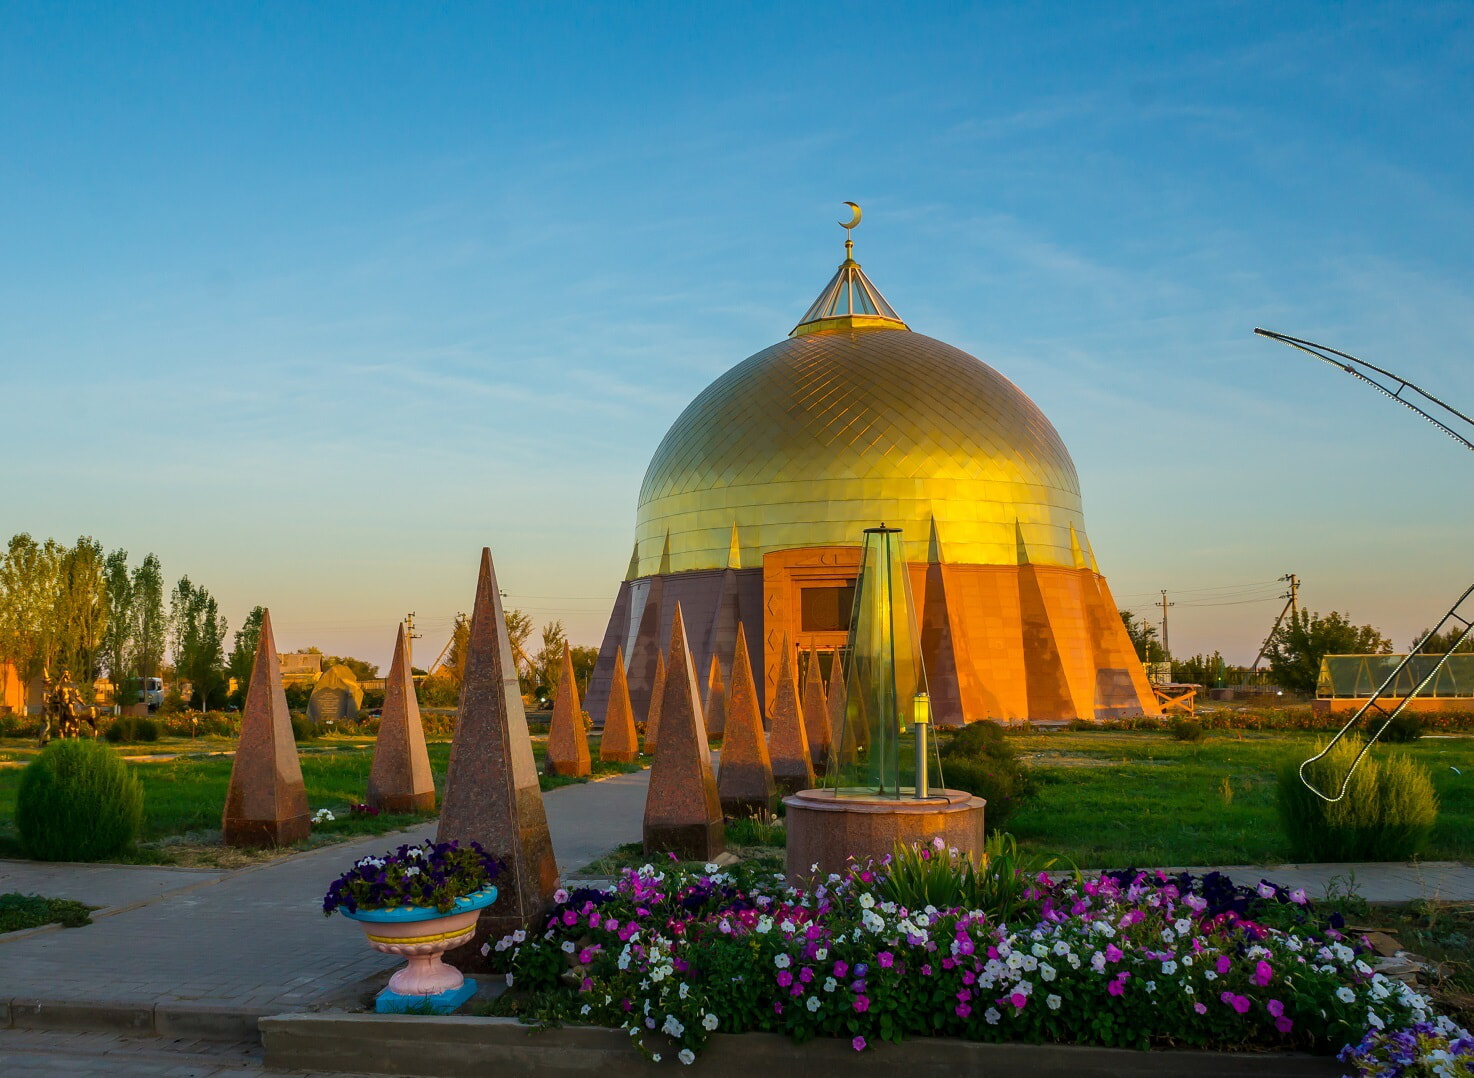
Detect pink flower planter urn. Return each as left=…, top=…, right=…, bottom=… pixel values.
left=340, top=886, right=498, bottom=1013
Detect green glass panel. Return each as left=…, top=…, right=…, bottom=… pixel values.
left=828, top=526, right=944, bottom=799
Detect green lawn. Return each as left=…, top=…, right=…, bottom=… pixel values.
left=0, top=732, right=645, bottom=865
left=1006, top=729, right=1474, bottom=867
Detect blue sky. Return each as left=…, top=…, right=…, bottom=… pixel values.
left=4, top=2, right=1473, bottom=667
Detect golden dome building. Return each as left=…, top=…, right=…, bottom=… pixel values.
left=585, top=214, right=1159, bottom=726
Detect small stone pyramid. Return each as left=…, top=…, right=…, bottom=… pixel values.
left=366, top=622, right=436, bottom=813
left=716, top=628, right=777, bottom=820
left=545, top=642, right=591, bottom=777
left=801, top=647, right=831, bottom=776
left=767, top=634, right=815, bottom=797
left=827, top=651, right=851, bottom=765
left=643, top=649, right=667, bottom=755
left=642, top=604, right=725, bottom=860
left=704, top=654, right=727, bottom=739
left=223, top=609, right=310, bottom=847
left=437, top=548, right=558, bottom=943
left=599, top=646, right=639, bottom=764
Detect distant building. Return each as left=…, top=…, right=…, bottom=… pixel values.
left=279, top=652, right=323, bottom=683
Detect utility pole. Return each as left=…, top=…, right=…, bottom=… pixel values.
left=1248, top=573, right=1300, bottom=675
left=1159, top=590, right=1174, bottom=663
left=405, top=611, right=422, bottom=669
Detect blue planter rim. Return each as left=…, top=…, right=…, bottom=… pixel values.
left=339, top=884, right=498, bottom=923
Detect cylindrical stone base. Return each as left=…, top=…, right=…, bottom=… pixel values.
left=783, top=788, right=986, bottom=882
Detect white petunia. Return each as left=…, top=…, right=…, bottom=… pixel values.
left=806, top=996, right=821, bottom=1012
left=702, top=1013, right=719, bottom=1031
left=774, top=953, right=791, bottom=969
left=1336, top=987, right=1356, bottom=1004
left=561, top=940, right=576, bottom=953
left=1047, top=994, right=1062, bottom=1011
left=679, top=1049, right=695, bottom=1065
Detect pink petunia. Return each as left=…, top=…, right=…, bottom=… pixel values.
left=1193, top=1002, right=1208, bottom=1015
left=1010, top=992, right=1028, bottom=1009
left=776, top=970, right=793, bottom=987
left=1251, top=960, right=1273, bottom=987
left=1105, top=944, right=1124, bottom=963
left=852, top=1036, right=867, bottom=1052
left=1267, top=999, right=1285, bottom=1018
left=853, top=995, right=870, bottom=1013
left=955, top=1003, right=972, bottom=1018
left=1215, top=955, right=1231, bottom=975
left=878, top=951, right=894, bottom=968
left=1275, top=1016, right=1294, bottom=1034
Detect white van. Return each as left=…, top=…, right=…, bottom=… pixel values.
left=140, top=677, right=164, bottom=712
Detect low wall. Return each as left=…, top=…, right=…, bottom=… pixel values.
left=1312, top=697, right=1474, bottom=716
left=261, top=1012, right=1341, bottom=1078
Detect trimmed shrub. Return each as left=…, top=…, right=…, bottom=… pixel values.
left=937, top=721, right=1039, bottom=833
left=104, top=715, right=160, bottom=743
left=290, top=713, right=319, bottom=742
left=1277, top=738, right=1438, bottom=862
left=1381, top=712, right=1423, bottom=744
left=16, top=740, right=144, bottom=861
left=1170, top=718, right=1205, bottom=742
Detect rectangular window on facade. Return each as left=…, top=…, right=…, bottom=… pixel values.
left=800, top=583, right=856, bottom=633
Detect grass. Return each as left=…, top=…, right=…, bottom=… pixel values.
left=0, top=892, right=94, bottom=932
left=1006, top=728, right=1474, bottom=867
left=0, top=731, right=648, bottom=866
left=573, top=818, right=787, bottom=878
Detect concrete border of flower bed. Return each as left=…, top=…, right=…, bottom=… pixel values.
left=259, top=1012, right=1342, bottom=1077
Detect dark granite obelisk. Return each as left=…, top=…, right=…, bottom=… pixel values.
left=223, top=610, right=310, bottom=847
left=801, top=646, right=831, bottom=777
left=545, top=642, right=591, bottom=777
left=716, top=628, right=777, bottom=820
left=643, top=649, right=667, bottom=755
left=642, top=604, right=725, bottom=860
left=767, top=633, right=815, bottom=797
left=438, top=548, right=558, bottom=945
left=599, top=646, right=639, bottom=764
left=367, top=622, right=437, bottom=813
left=704, top=654, right=728, bottom=739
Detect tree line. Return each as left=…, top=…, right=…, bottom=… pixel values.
left=1119, top=605, right=1406, bottom=695
left=0, top=533, right=247, bottom=711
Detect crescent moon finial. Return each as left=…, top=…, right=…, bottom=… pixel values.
left=840, top=201, right=862, bottom=230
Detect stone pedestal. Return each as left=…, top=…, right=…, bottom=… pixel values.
left=716, top=628, right=777, bottom=821
left=438, top=548, right=559, bottom=949
left=223, top=610, right=310, bottom=847
left=545, top=643, right=591, bottom=777
left=766, top=635, right=813, bottom=797
left=783, top=788, right=985, bottom=881
left=367, top=623, right=436, bottom=814
left=599, top=646, right=639, bottom=764
left=643, top=604, right=725, bottom=861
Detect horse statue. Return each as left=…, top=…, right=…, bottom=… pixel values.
left=38, top=669, right=99, bottom=746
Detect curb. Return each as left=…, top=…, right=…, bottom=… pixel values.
left=261, top=1013, right=1343, bottom=1078
left=2, top=996, right=268, bottom=1041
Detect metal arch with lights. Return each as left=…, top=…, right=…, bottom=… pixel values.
left=1256, top=327, right=1474, bottom=802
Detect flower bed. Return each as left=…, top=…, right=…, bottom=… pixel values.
left=491, top=840, right=1469, bottom=1072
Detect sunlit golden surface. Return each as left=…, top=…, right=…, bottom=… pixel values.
left=635, top=327, right=1088, bottom=574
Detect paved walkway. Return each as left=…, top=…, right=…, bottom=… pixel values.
left=0, top=769, right=652, bottom=1028
left=0, top=1028, right=372, bottom=1077
left=1156, top=861, right=1474, bottom=904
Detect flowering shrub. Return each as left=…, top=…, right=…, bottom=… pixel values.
left=312, top=808, right=336, bottom=825
left=1096, top=709, right=1474, bottom=734
left=493, top=841, right=1453, bottom=1065
left=323, top=841, right=502, bottom=915
left=1341, top=1016, right=1474, bottom=1076
left=349, top=803, right=380, bottom=818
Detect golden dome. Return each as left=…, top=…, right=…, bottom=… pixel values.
left=634, top=323, right=1090, bottom=576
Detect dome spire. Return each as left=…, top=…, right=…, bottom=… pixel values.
left=790, top=202, right=909, bottom=338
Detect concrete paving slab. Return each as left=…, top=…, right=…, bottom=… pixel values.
left=0, top=861, right=227, bottom=913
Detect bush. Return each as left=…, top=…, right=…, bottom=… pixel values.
left=104, top=715, right=160, bottom=743
left=1170, top=718, right=1205, bottom=742
left=1381, top=712, right=1424, bottom=743
left=936, top=721, right=1039, bottom=832
left=16, top=740, right=144, bottom=861
left=290, top=713, right=319, bottom=742
left=0, top=712, right=43, bottom=739
left=1277, top=738, right=1438, bottom=862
